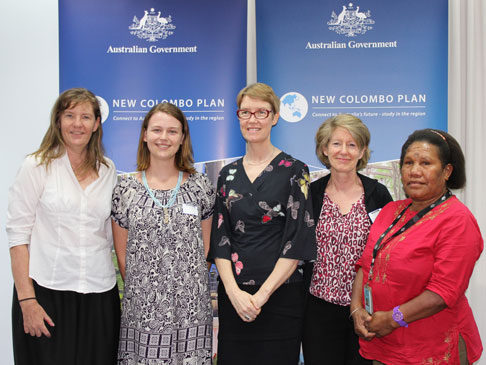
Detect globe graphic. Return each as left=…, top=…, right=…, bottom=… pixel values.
left=96, top=96, right=110, bottom=124
left=280, top=92, right=308, bottom=123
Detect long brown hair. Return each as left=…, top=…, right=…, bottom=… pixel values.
left=32, top=88, right=108, bottom=176
left=137, top=103, right=195, bottom=174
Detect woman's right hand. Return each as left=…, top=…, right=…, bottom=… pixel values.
left=20, top=299, right=55, bottom=338
left=352, top=307, right=376, bottom=341
left=227, top=287, right=261, bottom=322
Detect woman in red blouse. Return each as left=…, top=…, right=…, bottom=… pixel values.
left=351, top=129, right=483, bottom=364
left=302, top=114, right=392, bottom=364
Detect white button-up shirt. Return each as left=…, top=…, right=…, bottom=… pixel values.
left=6, top=153, right=117, bottom=293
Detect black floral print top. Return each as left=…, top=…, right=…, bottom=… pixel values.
left=208, top=151, right=316, bottom=285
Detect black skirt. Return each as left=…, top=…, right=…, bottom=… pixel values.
left=12, top=281, right=120, bottom=365
left=217, top=281, right=304, bottom=365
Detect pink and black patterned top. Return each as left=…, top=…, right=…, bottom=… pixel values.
left=310, top=193, right=370, bottom=306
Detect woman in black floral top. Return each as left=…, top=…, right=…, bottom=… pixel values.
left=208, top=83, right=316, bottom=365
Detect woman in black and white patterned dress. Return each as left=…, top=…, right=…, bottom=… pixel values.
left=112, top=103, right=215, bottom=365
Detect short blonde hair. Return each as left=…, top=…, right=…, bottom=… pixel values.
left=137, top=103, right=195, bottom=174
left=315, top=114, right=370, bottom=170
left=236, top=83, right=280, bottom=114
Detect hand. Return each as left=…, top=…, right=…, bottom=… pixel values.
left=352, top=308, right=376, bottom=341
left=20, top=300, right=55, bottom=338
left=227, top=287, right=261, bottom=322
left=367, top=310, right=398, bottom=337
left=251, top=289, right=270, bottom=310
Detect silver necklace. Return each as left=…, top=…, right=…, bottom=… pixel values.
left=244, top=146, right=276, bottom=166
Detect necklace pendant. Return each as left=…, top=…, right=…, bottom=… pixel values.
left=163, top=208, right=169, bottom=224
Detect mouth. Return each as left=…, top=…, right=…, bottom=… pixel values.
left=155, top=143, right=171, bottom=149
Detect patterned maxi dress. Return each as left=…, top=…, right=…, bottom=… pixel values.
left=112, top=172, right=215, bottom=365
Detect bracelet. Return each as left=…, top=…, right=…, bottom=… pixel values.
left=349, top=307, right=360, bottom=319
left=18, top=297, right=37, bottom=303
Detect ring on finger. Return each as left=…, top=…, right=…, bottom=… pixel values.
left=245, top=315, right=251, bottom=320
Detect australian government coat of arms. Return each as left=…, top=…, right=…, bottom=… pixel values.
left=129, top=8, right=176, bottom=42
left=328, top=3, right=374, bottom=37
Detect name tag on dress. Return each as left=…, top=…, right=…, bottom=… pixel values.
left=364, top=284, right=374, bottom=314
left=368, top=208, right=382, bottom=223
left=182, top=204, right=198, bottom=216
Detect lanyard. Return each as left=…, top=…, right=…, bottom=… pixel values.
left=142, top=170, right=183, bottom=208
left=142, top=170, right=183, bottom=224
left=367, top=190, right=452, bottom=281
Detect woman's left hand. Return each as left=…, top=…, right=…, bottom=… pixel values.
left=251, top=290, right=270, bottom=310
left=367, top=310, right=398, bottom=337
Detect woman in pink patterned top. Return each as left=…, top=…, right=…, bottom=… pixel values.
left=302, top=114, right=392, bottom=365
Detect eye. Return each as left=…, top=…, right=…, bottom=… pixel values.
left=239, top=110, right=250, bottom=117
left=256, top=110, right=268, bottom=118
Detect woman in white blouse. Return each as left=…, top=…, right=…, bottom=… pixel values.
left=6, top=88, right=120, bottom=365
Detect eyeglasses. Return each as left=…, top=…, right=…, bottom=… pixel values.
left=236, top=109, right=272, bottom=120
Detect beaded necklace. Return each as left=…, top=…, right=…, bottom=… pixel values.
left=142, top=170, right=183, bottom=224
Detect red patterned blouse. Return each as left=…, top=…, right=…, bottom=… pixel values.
left=310, top=193, right=370, bottom=306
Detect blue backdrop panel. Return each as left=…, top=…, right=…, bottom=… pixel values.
left=256, top=0, right=447, bottom=170
left=60, top=0, right=247, bottom=172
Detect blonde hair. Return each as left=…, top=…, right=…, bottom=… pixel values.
left=236, top=83, right=280, bottom=114
left=32, top=88, right=107, bottom=176
left=315, top=114, right=370, bottom=170
left=137, top=103, right=195, bottom=173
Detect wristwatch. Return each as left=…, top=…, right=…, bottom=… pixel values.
left=392, top=306, right=408, bottom=327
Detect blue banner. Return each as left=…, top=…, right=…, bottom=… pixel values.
left=60, top=0, right=247, bottom=172
left=256, top=0, right=448, bottom=170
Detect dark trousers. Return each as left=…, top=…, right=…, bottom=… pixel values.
left=12, top=281, right=120, bottom=365
left=302, top=294, right=371, bottom=365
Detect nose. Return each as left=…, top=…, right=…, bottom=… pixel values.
left=160, top=130, right=169, bottom=139
left=338, top=144, right=348, bottom=154
left=409, top=162, right=421, bottom=175
left=72, top=115, right=83, bottom=126
left=248, top=113, right=259, bottom=122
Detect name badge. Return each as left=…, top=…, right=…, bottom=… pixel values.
left=182, top=204, right=198, bottom=216
left=368, top=208, right=382, bottom=223
left=364, top=284, right=374, bottom=314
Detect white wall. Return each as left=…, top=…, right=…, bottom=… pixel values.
left=0, top=0, right=59, bottom=363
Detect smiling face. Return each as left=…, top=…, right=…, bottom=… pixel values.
left=238, top=95, right=279, bottom=144
left=144, top=111, right=184, bottom=163
left=322, top=127, right=364, bottom=173
left=59, top=102, right=99, bottom=153
left=401, top=141, right=452, bottom=206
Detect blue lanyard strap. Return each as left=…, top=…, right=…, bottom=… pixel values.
left=142, top=170, right=183, bottom=208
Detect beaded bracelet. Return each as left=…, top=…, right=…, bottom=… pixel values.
left=18, top=297, right=37, bottom=303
